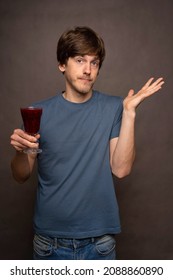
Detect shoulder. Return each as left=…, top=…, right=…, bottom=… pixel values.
left=32, top=93, right=61, bottom=108
left=94, top=90, right=123, bottom=110
left=94, top=90, right=122, bottom=102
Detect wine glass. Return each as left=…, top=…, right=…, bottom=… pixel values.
left=20, top=106, right=43, bottom=154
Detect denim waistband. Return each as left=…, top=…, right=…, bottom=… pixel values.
left=35, top=233, right=113, bottom=249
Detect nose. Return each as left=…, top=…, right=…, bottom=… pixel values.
left=83, top=62, right=91, bottom=75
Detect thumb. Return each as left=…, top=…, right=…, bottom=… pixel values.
left=35, top=133, right=41, bottom=140
left=128, top=89, right=135, bottom=97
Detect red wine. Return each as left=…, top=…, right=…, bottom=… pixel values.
left=20, top=107, right=42, bottom=135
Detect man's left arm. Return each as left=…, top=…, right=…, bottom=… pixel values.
left=110, top=77, right=164, bottom=178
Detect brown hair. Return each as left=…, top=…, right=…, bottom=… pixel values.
left=57, top=26, right=105, bottom=69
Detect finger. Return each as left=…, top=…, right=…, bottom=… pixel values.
left=143, top=77, right=164, bottom=91
left=11, top=138, right=39, bottom=151
left=10, top=139, right=27, bottom=151
left=11, top=133, right=38, bottom=148
left=148, top=77, right=164, bottom=90
left=142, top=77, right=154, bottom=89
left=35, top=133, right=40, bottom=140
left=149, top=83, right=164, bottom=94
left=13, top=129, right=37, bottom=142
left=141, top=83, right=163, bottom=98
left=146, top=78, right=164, bottom=94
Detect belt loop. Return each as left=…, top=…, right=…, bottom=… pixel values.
left=91, top=237, right=95, bottom=243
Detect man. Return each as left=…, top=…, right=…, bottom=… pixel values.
left=10, top=26, right=164, bottom=260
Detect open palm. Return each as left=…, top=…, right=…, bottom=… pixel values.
left=123, top=77, right=164, bottom=112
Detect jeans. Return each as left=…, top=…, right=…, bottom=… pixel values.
left=33, top=233, right=116, bottom=260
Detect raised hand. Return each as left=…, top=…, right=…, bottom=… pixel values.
left=123, top=77, right=164, bottom=113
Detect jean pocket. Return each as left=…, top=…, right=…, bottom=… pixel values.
left=95, top=235, right=116, bottom=256
left=33, top=234, right=53, bottom=257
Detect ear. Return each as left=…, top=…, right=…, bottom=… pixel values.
left=58, top=63, right=66, bottom=73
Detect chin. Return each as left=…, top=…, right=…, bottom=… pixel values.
left=78, top=90, right=90, bottom=96
left=78, top=86, right=93, bottom=95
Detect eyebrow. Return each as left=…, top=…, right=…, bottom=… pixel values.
left=75, top=55, right=100, bottom=61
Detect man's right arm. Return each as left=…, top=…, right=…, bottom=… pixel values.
left=10, top=129, right=39, bottom=183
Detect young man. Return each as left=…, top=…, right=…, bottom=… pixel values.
left=10, top=26, right=164, bottom=260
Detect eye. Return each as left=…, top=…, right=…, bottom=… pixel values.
left=91, top=60, right=99, bottom=67
left=75, top=57, right=84, bottom=64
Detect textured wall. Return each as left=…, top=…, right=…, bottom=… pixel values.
left=0, top=0, right=173, bottom=259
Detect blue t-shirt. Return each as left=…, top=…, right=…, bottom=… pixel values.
left=33, top=90, right=123, bottom=238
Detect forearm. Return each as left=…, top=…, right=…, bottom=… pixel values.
left=11, top=151, right=36, bottom=183
left=111, top=110, right=136, bottom=178
left=111, top=77, right=164, bottom=178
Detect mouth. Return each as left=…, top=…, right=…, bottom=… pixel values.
left=79, top=77, right=92, bottom=82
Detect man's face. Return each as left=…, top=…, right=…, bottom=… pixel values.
left=59, top=55, right=100, bottom=96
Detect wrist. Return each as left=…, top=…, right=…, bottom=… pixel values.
left=123, top=108, right=136, bottom=119
left=16, top=150, right=36, bottom=160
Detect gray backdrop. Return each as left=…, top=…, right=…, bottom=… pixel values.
left=0, top=0, right=173, bottom=259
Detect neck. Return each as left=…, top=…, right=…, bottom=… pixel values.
left=62, top=90, right=93, bottom=103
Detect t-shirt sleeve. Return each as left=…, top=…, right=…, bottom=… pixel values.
left=110, top=97, right=123, bottom=139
